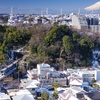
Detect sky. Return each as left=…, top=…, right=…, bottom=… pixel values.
left=0, top=0, right=99, bottom=14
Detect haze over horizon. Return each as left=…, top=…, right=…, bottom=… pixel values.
left=0, top=0, right=100, bottom=14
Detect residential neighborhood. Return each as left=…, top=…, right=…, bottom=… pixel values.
left=1, top=1, right=100, bottom=100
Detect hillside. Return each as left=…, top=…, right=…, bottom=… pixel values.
left=0, top=24, right=100, bottom=69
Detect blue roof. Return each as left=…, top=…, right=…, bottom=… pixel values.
left=35, top=88, right=46, bottom=93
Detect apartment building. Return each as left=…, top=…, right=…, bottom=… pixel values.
left=37, top=63, right=67, bottom=86
left=78, top=70, right=100, bottom=83
left=72, top=14, right=88, bottom=30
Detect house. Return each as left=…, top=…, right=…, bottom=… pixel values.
left=27, top=69, right=38, bottom=79
left=69, top=77, right=83, bottom=87
left=7, top=89, right=34, bottom=99
left=20, top=79, right=40, bottom=98
left=12, top=94, right=34, bottom=100
left=70, top=86, right=86, bottom=99
left=84, top=91, right=100, bottom=100
left=0, top=92, right=10, bottom=100
left=58, top=90, right=79, bottom=100
left=20, top=79, right=40, bottom=87
left=35, top=86, right=54, bottom=99
left=24, top=83, right=37, bottom=96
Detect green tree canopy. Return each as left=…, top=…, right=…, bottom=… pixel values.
left=44, top=25, right=70, bottom=46
left=41, top=91, right=49, bottom=100
left=62, top=35, right=74, bottom=54
left=0, top=51, right=4, bottom=63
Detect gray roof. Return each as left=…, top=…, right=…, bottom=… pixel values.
left=85, top=91, right=100, bottom=100
left=13, top=94, right=34, bottom=100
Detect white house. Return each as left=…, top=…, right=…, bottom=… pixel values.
left=13, top=94, right=34, bottom=100
left=58, top=90, right=79, bottom=100
left=27, top=69, right=38, bottom=79
left=69, top=78, right=83, bottom=87
left=0, top=92, right=10, bottom=100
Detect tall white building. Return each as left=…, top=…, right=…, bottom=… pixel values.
left=37, top=63, right=50, bottom=76
left=72, top=14, right=88, bottom=30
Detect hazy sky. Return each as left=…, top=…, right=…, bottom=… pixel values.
left=0, top=0, right=99, bottom=14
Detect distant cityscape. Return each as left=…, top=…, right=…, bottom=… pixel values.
left=0, top=6, right=100, bottom=33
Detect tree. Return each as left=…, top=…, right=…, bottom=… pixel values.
left=53, top=91, right=58, bottom=99
left=62, top=36, right=74, bottom=54
left=0, top=51, right=4, bottom=63
left=41, top=91, right=49, bottom=100
left=72, top=32, right=80, bottom=42
left=91, top=78, right=96, bottom=84
left=52, top=82, right=59, bottom=89
left=44, top=25, right=70, bottom=46
left=52, top=82, right=59, bottom=99
left=79, top=37, right=94, bottom=61
left=29, top=44, right=37, bottom=54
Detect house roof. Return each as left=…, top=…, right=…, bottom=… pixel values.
left=25, top=83, right=37, bottom=89
left=21, top=79, right=40, bottom=88
left=0, top=93, right=10, bottom=100
left=85, top=91, right=100, bottom=100
left=8, top=89, right=33, bottom=97
left=13, top=94, right=34, bottom=100
left=70, top=78, right=82, bottom=86
left=59, top=90, right=78, bottom=100
left=70, top=86, right=86, bottom=94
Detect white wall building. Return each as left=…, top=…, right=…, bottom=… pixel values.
left=37, top=63, right=51, bottom=78
left=0, top=92, right=10, bottom=100
left=72, top=14, right=88, bottom=30
left=78, top=69, right=100, bottom=82
left=27, top=69, right=38, bottom=79
left=37, top=63, right=67, bottom=86
left=95, top=70, right=100, bottom=81
left=78, top=70, right=95, bottom=82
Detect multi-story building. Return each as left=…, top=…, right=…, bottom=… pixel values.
left=78, top=70, right=100, bottom=82
left=72, top=14, right=88, bottom=30
left=27, top=69, right=38, bottom=79
left=37, top=63, right=51, bottom=79
left=37, top=63, right=67, bottom=86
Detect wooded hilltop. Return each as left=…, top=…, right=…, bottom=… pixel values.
left=0, top=23, right=100, bottom=70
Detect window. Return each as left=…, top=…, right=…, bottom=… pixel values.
left=32, top=88, right=35, bottom=91
left=47, top=81, right=49, bottom=83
